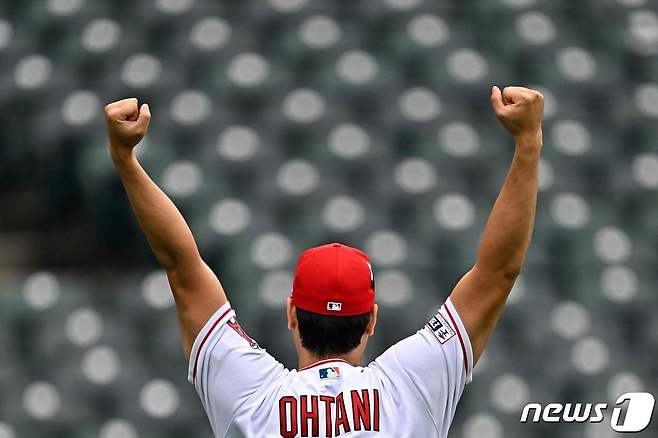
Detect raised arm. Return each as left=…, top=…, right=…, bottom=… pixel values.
left=450, top=86, right=544, bottom=364
left=105, top=98, right=227, bottom=360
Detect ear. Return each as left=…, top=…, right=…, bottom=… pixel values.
left=365, top=304, right=378, bottom=336
left=287, top=297, right=297, bottom=331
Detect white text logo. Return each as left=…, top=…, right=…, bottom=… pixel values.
left=520, top=392, right=655, bottom=433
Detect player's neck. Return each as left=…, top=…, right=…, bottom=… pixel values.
left=297, top=348, right=362, bottom=370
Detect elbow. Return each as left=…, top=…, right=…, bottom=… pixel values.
left=157, top=252, right=180, bottom=272
left=501, top=266, right=522, bottom=282
left=162, top=252, right=205, bottom=278
left=489, top=268, right=520, bottom=295
left=156, top=246, right=201, bottom=272
left=474, top=263, right=521, bottom=288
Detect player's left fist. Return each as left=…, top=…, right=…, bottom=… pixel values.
left=491, top=86, right=544, bottom=147
left=104, top=98, right=151, bottom=156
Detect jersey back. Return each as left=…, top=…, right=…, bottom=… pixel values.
left=188, top=299, right=473, bottom=438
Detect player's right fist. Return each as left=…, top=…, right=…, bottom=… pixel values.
left=491, top=86, right=544, bottom=145
left=104, top=98, right=151, bottom=154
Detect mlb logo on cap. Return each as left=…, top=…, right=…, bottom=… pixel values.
left=327, top=302, right=342, bottom=311
left=319, top=367, right=341, bottom=379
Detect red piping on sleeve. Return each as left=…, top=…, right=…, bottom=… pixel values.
left=444, top=305, right=469, bottom=377
left=192, top=306, right=233, bottom=382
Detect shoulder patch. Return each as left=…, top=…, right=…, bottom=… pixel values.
left=426, top=311, right=455, bottom=344
left=227, top=317, right=260, bottom=349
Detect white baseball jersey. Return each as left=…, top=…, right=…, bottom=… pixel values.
left=188, top=298, right=473, bottom=438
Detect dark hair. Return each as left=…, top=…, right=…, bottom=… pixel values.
left=296, top=308, right=371, bottom=357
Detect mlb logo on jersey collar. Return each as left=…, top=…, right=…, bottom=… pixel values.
left=319, top=366, right=341, bottom=379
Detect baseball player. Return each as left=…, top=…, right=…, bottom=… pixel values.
left=104, top=85, right=544, bottom=437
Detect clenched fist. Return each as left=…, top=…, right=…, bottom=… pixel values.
left=491, top=86, right=544, bottom=148
left=105, top=98, right=151, bottom=159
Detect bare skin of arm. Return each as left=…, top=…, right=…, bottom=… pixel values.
left=450, top=86, right=544, bottom=365
left=105, top=98, right=227, bottom=361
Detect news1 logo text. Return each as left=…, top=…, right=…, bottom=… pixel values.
left=520, top=392, right=655, bottom=433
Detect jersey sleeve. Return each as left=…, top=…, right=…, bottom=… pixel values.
left=188, top=302, right=285, bottom=436
left=370, top=297, right=473, bottom=429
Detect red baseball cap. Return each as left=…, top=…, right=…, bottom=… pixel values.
left=291, top=243, right=375, bottom=316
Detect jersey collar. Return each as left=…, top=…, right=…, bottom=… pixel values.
left=298, top=358, right=353, bottom=371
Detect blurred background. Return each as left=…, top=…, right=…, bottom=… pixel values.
left=0, top=0, right=657, bottom=437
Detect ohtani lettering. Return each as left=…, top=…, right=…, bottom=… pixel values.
left=279, top=389, right=381, bottom=437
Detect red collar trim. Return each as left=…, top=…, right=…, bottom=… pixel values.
left=298, top=358, right=352, bottom=371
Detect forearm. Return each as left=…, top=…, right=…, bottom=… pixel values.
left=475, top=133, right=541, bottom=280
left=111, top=148, right=200, bottom=270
